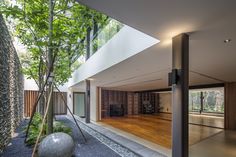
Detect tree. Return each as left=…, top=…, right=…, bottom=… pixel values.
left=1, top=0, right=108, bottom=133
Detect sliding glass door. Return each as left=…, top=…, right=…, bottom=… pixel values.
left=189, top=87, right=224, bottom=114
left=73, top=92, right=85, bottom=117
left=189, top=91, right=201, bottom=112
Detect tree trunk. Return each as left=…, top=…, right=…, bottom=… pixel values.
left=46, top=0, right=54, bottom=134
left=38, top=58, right=45, bottom=115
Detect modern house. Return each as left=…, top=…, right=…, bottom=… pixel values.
left=65, top=1, right=236, bottom=157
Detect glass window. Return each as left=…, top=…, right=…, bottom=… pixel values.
left=203, top=88, right=224, bottom=113
left=189, top=87, right=224, bottom=114
left=189, top=91, right=201, bottom=112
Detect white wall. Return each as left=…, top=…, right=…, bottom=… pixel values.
left=68, top=25, right=159, bottom=87
left=67, top=89, right=74, bottom=114
left=90, top=85, right=98, bottom=121
left=24, top=78, right=68, bottom=92
left=66, top=82, right=86, bottom=116
left=24, top=78, right=39, bottom=91
left=159, top=93, right=172, bottom=113
left=68, top=82, right=98, bottom=122
left=67, top=25, right=159, bottom=121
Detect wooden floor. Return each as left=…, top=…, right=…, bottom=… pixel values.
left=101, top=114, right=223, bottom=148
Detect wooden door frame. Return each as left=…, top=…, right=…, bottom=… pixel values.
left=73, top=92, right=86, bottom=114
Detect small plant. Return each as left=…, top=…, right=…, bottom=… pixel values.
left=25, top=112, right=45, bottom=146
left=25, top=112, right=72, bottom=146
left=53, top=121, right=72, bottom=135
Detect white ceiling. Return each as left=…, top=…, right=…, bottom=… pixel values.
left=75, top=0, right=236, bottom=91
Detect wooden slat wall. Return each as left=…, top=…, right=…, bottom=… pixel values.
left=53, top=92, right=67, bottom=115
left=138, top=92, right=159, bottom=114
left=101, top=89, right=127, bottom=118
left=24, top=90, right=67, bottom=117
left=225, top=82, right=236, bottom=130
left=127, top=92, right=139, bottom=115
left=24, top=90, right=38, bottom=117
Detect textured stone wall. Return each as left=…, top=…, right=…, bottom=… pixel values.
left=0, top=14, right=24, bottom=153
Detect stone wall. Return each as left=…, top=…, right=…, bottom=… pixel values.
left=0, top=14, right=24, bottom=153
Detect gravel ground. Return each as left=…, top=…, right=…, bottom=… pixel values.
left=0, top=120, right=33, bottom=157
left=0, top=117, right=120, bottom=157
left=57, top=116, right=121, bottom=157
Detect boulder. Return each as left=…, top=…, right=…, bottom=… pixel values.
left=38, top=132, right=74, bottom=157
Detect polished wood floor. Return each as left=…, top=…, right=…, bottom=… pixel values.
left=101, top=114, right=223, bottom=148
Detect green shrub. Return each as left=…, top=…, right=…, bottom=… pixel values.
left=25, top=112, right=72, bottom=146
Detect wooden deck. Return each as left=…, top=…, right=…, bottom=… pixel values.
left=100, top=114, right=223, bottom=148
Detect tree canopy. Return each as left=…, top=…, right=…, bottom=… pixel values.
left=1, top=0, right=108, bottom=85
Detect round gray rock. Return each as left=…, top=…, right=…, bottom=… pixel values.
left=38, top=132, right=75, bottom=157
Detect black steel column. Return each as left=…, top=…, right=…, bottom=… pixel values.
left=86, top=27, right=91, bottom=60
left=85, top=79, right=91, bottom=123
left=200, top=92, right=204, bottom=114
left=172, top=33, right=189, bottom=157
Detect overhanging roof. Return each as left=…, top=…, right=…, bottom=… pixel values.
left=73, top=0, right=236, bottom=91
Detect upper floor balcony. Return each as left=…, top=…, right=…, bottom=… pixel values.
left=69, top=18, right=159, bottom=87
left=71, top=18, right=124, bottom=66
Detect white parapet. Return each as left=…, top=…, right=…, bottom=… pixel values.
left=68, top=25, right=159, bottom=87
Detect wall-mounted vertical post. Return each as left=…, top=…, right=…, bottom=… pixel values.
left=200, top=92, right=204, bottom=114
left=85, top=79, right=91, bottom=123
left=86, top=28, right=91, bottom=60
left=172, top=33, right=189, bottom=157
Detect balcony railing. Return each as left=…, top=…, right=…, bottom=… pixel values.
left=71, top=19, right=124, bottom=67
left=90, top=19, right=124, bottom=56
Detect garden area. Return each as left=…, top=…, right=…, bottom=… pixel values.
left=0, top=115, right=121, bottom=157
left=0, top=0, right=123, bottom=156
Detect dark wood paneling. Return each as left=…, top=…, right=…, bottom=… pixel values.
left=101, top=89, right=127, bottom=118
left=138, top=92, right=158, bottom=114
left=225, top=82, right=236, bottom=130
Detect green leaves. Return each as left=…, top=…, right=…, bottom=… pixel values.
left=24, top=112, right=72, bottom=145
left=2, top=0, right=108, bottom=85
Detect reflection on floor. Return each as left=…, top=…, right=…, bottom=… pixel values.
left=148, top=113, right=224, bottom=128
left=190, top=131, right=236, bottom=157
left=100, top=114, right=223, bottom=148
left=189, top=113, right=224, bottom=128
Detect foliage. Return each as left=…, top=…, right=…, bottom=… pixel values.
left=25, top=112, right=72, bottom=145
left=189, top=89, right=224, bottom=113
left=91, top=19, right=123, bottom=55
left=25, top=112, right=45, bottom=145
left=0, top=0, right=108, bottom=86
left=53, top=121, right=72, bottom=134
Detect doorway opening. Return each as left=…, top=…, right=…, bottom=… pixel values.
left=73, top=92, right=85, bottom=118
left=189, top=87, right=224, bottom=128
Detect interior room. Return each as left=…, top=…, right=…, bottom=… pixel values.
left=99, top=86, right=224, bottom=149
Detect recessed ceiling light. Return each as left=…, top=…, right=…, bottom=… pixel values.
left=224, top=39, right=231, bottom=43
